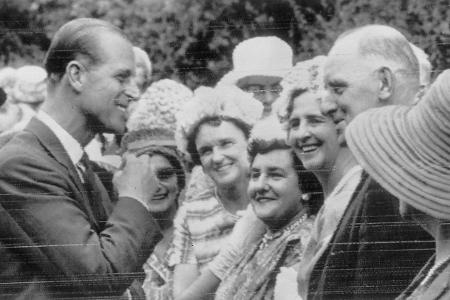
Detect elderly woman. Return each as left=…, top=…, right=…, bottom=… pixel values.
left=273, top=56, right=363, bottom=298
left=214, top=116, right=322, bottom=299
left=121, top=79, right=192, bottom=300
left=171, top=85, right=263, bottom=298
left=345, top=70, right=450, bottom=299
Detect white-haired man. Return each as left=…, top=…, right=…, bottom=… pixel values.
left=298, top=25, right=434, bottom=299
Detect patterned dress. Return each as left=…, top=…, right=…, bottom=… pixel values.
left=215, top=210, right=314, bottom=300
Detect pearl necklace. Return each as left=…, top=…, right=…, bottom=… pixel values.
left=258, top=213, right=308, bottom=250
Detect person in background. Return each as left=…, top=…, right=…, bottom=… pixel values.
left=409, top=42, right=432, bottom=102
left=170, top=85, right=263, bottom=298
left=0, top=67, right=17, bottom=99
left=123, top=79, right=192, bottom=300
left=217, top=36, right=293, bottom=118
left=0, top=65, right=47, bottom=134
left=133, top=46, right=153, bottom=94
left=303, top=24, right=434, bottom=299
left=214, top=116, right=323, bottom=300
left=0, top=18, right=161, bottom=298
left=345, top=69, right=450, bottom=300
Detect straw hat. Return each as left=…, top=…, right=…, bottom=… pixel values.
left=219, top=36, right=293, bottom=86
left=11, top=65, right=47, bottom=104
left=345, top=69, right=450, bottom=220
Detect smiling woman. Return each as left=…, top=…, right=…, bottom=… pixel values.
left=214, top=116, right=322, bottom=300
left=171, top=85, right=264, bottom=299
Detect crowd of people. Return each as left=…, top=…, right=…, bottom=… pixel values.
left=0, top=17, right=447, bottom=300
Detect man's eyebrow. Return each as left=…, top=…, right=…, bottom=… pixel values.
left=327, top=79, right=347, bottom=86
left=115, top=69, right=132, bottom=76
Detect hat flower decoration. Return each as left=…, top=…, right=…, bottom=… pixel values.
left=175, top=85, right=264, bottom=160
left=275, top=55, right=327, bottom=124
left=127, top=79, right=193, bottom=134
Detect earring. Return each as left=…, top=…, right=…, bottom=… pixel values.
left=301, top=193, right=310, bottom=201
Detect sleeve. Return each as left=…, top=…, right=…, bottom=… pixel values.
left=0, top=153, right=162, bottom=296
left=168, top=203, right=197, bottom=266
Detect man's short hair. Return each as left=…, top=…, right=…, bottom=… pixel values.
left=336, top=25, right=420, bottom=80
left=44, top=18, right=127, bottom=81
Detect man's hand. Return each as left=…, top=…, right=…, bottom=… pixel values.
left=113, top=152, right=158, bottom=208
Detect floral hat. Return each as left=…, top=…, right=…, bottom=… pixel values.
left=126, top=79, right=193, bottom=146
left=175, top=85, right=263, bottom=160
left=274, top=55, right=327, bottom=123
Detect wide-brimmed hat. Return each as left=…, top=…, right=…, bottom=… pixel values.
left=218, top=36, right=293, bottom=87
left=345, top=69, right=450, bottom=220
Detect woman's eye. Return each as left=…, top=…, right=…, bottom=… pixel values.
left=199, top=147, right=212, bottom=157
left=289, top=118, right=300, bottom=129
left=332, top=86, right=345, bottom=95
left=269, top=172, right=283, bottom=179
left=221, top=140, right=233, bottom=147
left=250, top=171, right=260, bottom=180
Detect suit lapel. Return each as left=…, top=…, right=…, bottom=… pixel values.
left=25, top=117, right=101, bottom=230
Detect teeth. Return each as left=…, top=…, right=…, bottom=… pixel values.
left=301, top=145, right=318, bottom=152
left=117, top=105, right=127, bottom=112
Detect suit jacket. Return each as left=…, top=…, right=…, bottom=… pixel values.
left=396, top=255, right=450, bottom=300
left=307, top=172, right=435, bottom=299
left=0, top=118, right=161, bottom=299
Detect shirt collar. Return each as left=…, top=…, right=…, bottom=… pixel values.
left=36, top=110, right=84, bottom=165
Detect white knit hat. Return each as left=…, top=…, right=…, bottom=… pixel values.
left=346, top=69, right=450, bottom=220
left=219, top=36, right=293, bottom=86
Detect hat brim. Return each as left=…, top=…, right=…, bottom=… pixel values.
left=346, top=105, right=450, bottom=220
left=221, top=69, right=286, bottom=86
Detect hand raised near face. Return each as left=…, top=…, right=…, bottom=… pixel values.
left=113, top=152, right=158, bottom=209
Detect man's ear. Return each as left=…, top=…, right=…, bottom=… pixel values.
left=66, top=61, right=85, bottom=93
left=376, top=66, right=394, bottom=102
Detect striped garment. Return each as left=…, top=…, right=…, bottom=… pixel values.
left=168, top=187, right=240, bottom=271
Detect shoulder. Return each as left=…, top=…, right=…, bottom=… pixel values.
left=0, top=131, right=65, bottom=184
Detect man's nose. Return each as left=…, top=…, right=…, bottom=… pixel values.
left=320, top=91, right=339, bottom=118
left=124, top=78, right=140, bottom=102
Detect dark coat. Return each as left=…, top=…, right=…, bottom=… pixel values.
left=0, top=118, right=161, bottom=299
left=396, top=255, right=450, bottom=300
left=307, top=172, right=435, bottom=299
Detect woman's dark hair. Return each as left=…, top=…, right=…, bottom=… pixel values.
left=285, top=88, right=308, bottom=120
left=186, top=116, right=251, bottom=165
left=248, top=137, right=323, bottom=216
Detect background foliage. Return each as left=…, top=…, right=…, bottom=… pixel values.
left=0, top=0, right=448, bottom=89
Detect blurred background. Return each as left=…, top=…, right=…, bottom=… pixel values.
left=0, top=0, right=448, bottom=89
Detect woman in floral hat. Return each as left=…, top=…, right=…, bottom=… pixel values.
left=171, top=85, right=263, bottom=298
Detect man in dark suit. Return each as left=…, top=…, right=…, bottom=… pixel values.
left=300, top=24, right=434, bottom=299
left=0, top=18, right=161, bottom=298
